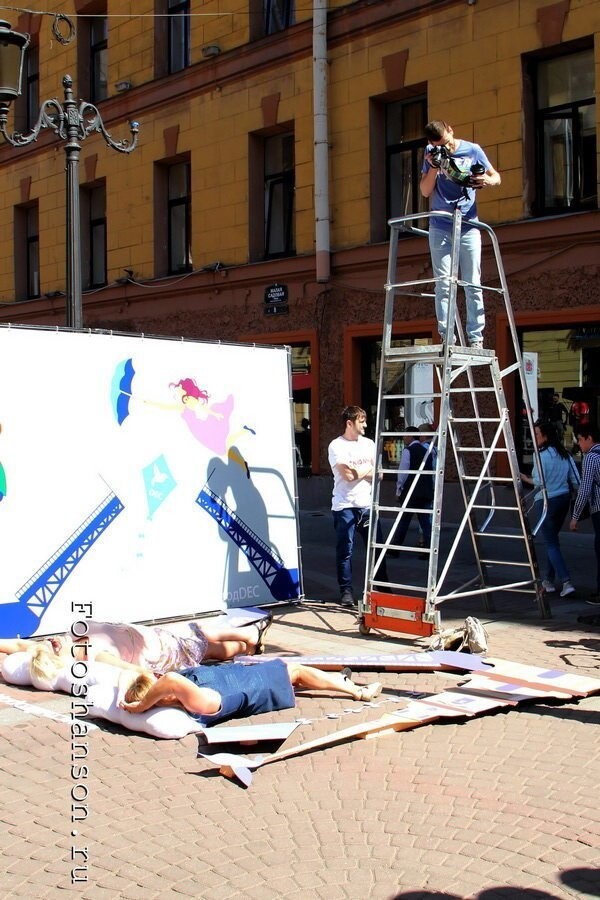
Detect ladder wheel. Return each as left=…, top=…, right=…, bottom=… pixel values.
left=358, top=622, right=370, bottom=636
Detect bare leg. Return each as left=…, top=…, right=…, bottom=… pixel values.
left=203, top=638, right=252, bottom=661
left=201, top=624, right=260, bottom=657
left=285, top=662, right=382, bottom=702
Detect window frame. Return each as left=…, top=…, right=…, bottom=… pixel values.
left=263, top=131, right=295, bottom=260
left=527, top=43, right=596, bottom=216
left=167, top=160, right=192, bottom=274
left=80, top=181, right=107, bottom=289
left=90, top=15, right=108, bottom=102
left=167, top=0, right=190, bottom=74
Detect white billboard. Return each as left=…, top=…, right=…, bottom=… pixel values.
left=0, top=327, right=301, bottom=638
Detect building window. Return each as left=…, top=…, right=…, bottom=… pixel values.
left=264, top=132, right=295, bottom=259
left=81, top=182, right=106, bottom=289
left=77, top=4, right=108, bottom=102
left=386, top=97, right=428, bottom=224
left=14, top=42, right=39, bottom=132
left=264, top=0, right=294, bottom=36
left=533, top=47, right=596, bottom=214
left=166, top=161, right=192, bottom=274
left=167, top=0, right=190, bottom=73
left=90, top=16, right=108, bottom=101
left=14, top=203, right=40, bottom=300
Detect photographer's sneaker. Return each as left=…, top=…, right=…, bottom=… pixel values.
left=560, top=580, right=575, bottom=598
left=469, top=340, right=484, bottom=350
left=541, top=579, right=556, bottom=594
left=585, top=593, right=600, bottom=606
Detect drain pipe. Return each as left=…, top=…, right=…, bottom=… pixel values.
left=313, top=0, right=330, bottom=283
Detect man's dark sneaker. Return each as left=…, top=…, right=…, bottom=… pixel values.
left=340, top=589, right=355, bottom=607
left=585, top=593, right=600, bottom=606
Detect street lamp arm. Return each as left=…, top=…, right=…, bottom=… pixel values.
left=0, top=96, right=66, bottom=147
left=79, top=101, right=139, bottom=153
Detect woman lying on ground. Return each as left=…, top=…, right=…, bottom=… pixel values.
left=119, top=659, right=383, bottom=726
left=0, top=615, right=272, bottom=676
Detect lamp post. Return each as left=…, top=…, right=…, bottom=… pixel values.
left=0, top=20, right=139, bottom=330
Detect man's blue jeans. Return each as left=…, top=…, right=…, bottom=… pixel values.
left=535, top=494, right=571, bottom=583
left=429, top=224, right=484, bottom=344
left=333, top=507, right=387, bottom=595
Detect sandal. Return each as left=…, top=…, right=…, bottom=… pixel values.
left=356, top=682, right=382, bottom=702
left=254, top=614, right=273, bottom=655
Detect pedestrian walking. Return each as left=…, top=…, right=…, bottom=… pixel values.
left=570, top=425, right=600, bottom=606
left=521, top=421, right=580, bottom=598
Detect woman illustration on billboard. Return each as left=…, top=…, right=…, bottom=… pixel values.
left=154, top=377, right=254, bottom=477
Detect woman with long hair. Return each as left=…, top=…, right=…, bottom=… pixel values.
left=0, top=615, right=272, bottom=677
left=521, top=420, right=580, bottom=597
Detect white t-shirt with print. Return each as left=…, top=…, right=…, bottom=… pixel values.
left=328, top=434, right=375, bottom=511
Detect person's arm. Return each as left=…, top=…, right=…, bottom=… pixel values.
left=396, top=448, right=411, bottom=495
left=120, top=671, right=221, bottom=716
left=0, top=638, right=36, bottom=654
left=470, top=164, right=501, bottom=190
left=420, top=156, right=438, bottom=198
left=334, top=461, right=373, bottom=483
left=570, top=455, right=597, bottom=528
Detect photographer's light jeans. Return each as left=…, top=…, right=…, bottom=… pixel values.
left=428, top=224, right=484, bottom=344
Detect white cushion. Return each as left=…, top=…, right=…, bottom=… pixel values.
left=87, top=680, right=205, bottom=739
left=1, top=652, right=33, bottom=686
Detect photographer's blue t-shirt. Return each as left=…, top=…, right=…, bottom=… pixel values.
left=422, top=139, right=491, bottom=231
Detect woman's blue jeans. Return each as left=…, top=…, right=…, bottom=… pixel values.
left=535, top=493, right=571, bottom=583
left=429, top=224, right=484, bottom=344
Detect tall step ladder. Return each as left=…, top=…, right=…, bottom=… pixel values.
left=359, top=210, right=549, bottom=639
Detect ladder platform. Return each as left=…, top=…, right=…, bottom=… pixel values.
left=385, top=343, right=496, bottom=364
left=361, top=592, right=434, bottom=638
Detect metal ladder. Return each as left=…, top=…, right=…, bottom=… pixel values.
left=359, top=210, right=549, bottom=638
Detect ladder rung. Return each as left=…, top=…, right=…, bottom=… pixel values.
left=479, top=559, right=532, bottom=567
left=474, top=531, right=527, bottom=540
left=456, top=447, right=509, bottom=453
left=462, top=475, right=514, bottom=482
left=452, top=417, right=502, bottom=423
left=471, top=504, right=520, bottom=511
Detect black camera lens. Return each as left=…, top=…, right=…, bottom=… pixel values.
left=429, top=145, right=447, bottom=168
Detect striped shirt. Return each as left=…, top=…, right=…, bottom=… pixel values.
left=572, top=444, right=600, bottom=520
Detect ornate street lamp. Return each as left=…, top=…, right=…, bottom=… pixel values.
left=0, top=20, right=139, bottom=329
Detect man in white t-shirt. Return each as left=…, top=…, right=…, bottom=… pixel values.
left=328, top=406, right=387, bottom=606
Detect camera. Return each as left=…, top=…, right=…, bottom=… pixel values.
left=429, top=145, right=449, bottom=168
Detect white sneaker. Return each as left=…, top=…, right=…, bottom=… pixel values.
left=560, top=580, right=576, bottom=598
left=469, top=340, right=484, bottom=350
left=541, top=579, right=556, bottom=594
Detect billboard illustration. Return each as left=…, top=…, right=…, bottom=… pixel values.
left=0, top=327, right=301, bottom=638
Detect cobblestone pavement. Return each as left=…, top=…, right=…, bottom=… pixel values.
left=1, top=498, right=599, bottom=899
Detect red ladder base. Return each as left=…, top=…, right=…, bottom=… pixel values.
left=361, top=592, right=434, bottom=638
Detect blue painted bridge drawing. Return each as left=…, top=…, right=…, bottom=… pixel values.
left=1, top=491, right=124, bottom=638
left=196, top=485, right=299, bottom=602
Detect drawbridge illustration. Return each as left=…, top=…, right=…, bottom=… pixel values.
left=196, top=484, right=300, bottom=602
left=1, top=491, right=124, bottom=638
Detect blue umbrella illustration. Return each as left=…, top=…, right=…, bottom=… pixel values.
left=110, top=358, right=136, bottom=425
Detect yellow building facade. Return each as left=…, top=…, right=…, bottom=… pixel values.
left=0, top=0, right=598, bottom=471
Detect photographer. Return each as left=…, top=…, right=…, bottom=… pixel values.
left=420, top=121, right=501, bottom=349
